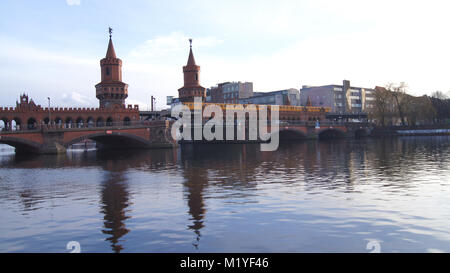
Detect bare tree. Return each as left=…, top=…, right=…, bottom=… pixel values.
left=431, top=91, right=448, bottom=100
left=429, top=92, right=450, bottom=124
left=386, top=82, right=408, bottom=126
left=371, top=86, right=394, bottom=126
left=406, top=95, right=436, bottom=126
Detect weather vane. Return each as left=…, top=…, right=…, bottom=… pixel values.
left=109, top=27, right=113, bottom=38
left=189, top=38, right=192, bottom=48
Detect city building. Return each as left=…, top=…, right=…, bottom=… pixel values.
left=206, top=82, right=227, bottom=103
left=300, top=80, right=375, bottom=113
left=222, top=82, right=253, bottom=103
left=238, top=89, right=300, bottom=106
left=207, top=82, right=253, bottom=103
left=177, top=44, right=329, bottom=122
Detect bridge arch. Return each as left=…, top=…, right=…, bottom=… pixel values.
left=54, top=117, right=63, bottom=127
left=64, top=131, right=150, bottom=150
left=76, top=117, right=84, bottom=128
left=123, top=117, right=131, bottom=126
left=65, top=117, right=73, bottom=128
left=96, top=117, right=105, bottom=127
left=318, top=128, right=346, bottom=139
left=86, top=117, right=95, bottom=128
left=0, top=136, right=42, bottom=153
left=354, top=128, right=369, bottom=138
left=0, top=118, right=8, bottom=131
left=12, top=118, right=21, bottom=131
left=277, top=128, right=307, bottom=140
left=106, top=117, right=114, bottom=126
left=27, top=117, right=37, bottom=130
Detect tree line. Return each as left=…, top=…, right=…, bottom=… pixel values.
left=369, top=83, right=450, bottom=126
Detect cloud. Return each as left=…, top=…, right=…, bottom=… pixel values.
left=129, top=31, right=223, bottom=58
left=66, top=0, right=81, bottom=6
left=61, top=92, right=96, bottom=107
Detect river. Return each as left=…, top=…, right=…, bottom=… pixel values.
left=0, top=136, right=449, bottom=253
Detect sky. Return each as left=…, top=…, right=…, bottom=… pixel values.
left=1, top=0, right=450, bottom=110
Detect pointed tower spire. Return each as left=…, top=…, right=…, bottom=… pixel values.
left=106, top=28, right=117, bottom=59
left=187, top=38, right=196, bottom=66
left=178, top=38, right=205, bottom=103
left=95, top=27, right=128, bottom=109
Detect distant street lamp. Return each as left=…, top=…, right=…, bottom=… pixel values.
left=151, top=95, right=156, bottom=112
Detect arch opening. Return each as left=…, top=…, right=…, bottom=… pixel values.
left=106, top=117, right=114, bottom=127
left=87, top=117, right=95, bottom=128
left=0, top=137, right=41, bottom=154
left=55, top=117, right=63, bottom=128
left=0, top=118, right=7, bottom=132
left=97, top=117, right=105, bottom=127
left=66, top=132, right=150, bottom=151
left=27, top=118, right=37, bottom=130
left=318, top=129, right=346, bottom=140
left=278, top=129, right=307, bottom=141
left=65, top=117, right=73, bottom=128
left=76, top=117, right=84, bottom=128
left=12, top=118, right=21, bottom=131
left=354, top=128, right=368, bottom=138
left=123, top=117, right=131, bottom=126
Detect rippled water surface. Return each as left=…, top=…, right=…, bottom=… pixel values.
left=1, top=137, right=450, bottom=253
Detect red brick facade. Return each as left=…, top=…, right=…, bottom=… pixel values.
left=0, top=94, right=140, bottom=130
left=95, top=35, right=129, bottom=109
left=0, top=35, right=140, bottom=131
left=178, top=39, right=206, bottom=103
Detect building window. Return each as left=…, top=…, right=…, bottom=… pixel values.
left=195, top=73, right=198, bottom=81
left=106, top=67, right=110, bottom=76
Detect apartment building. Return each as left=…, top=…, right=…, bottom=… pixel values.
left=300, top=80, right=375, bottom=113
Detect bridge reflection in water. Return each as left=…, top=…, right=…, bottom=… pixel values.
left=1, top=136, right=449, bottom=252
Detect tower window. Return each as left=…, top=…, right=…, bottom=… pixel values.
left=106, top=67, right=110, bottom=76
left=195, top=73, right=198, bottom=81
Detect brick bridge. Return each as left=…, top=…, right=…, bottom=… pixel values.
left=0, top=119, right=372, bottom=154
left=179, top=120, right=373, bottom=144
left=0, top=120, right=176, bottom=154
left=275, top=121, right=372, bottom=140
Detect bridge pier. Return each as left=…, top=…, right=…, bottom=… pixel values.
left=40, top=131, right=67, bottom=154
left=40, top=142, right=67, bottom=154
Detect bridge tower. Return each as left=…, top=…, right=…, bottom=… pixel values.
left=95, top=28, right=129, bottom=109
left=178, top=39, right=206, bottom=103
